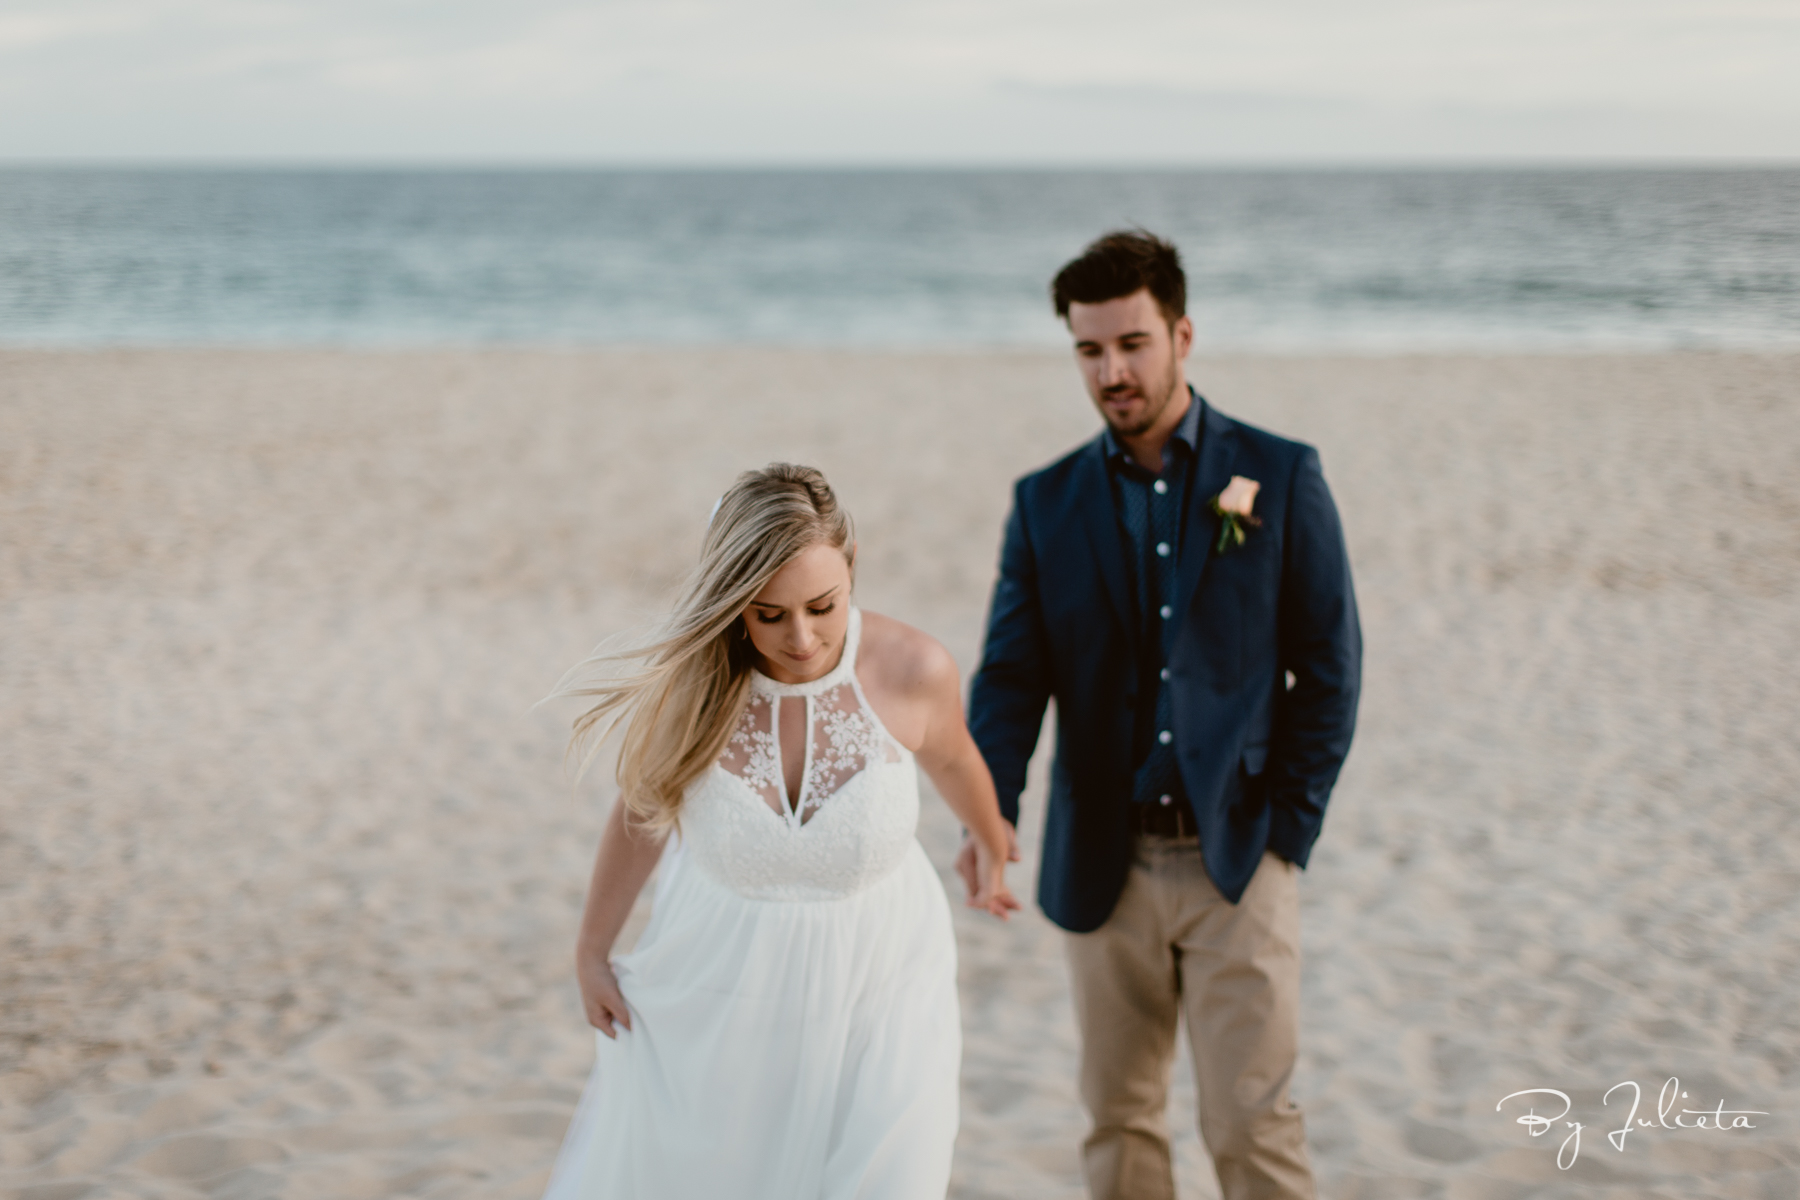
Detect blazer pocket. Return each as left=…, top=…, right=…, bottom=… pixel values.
left=1241, top=743, right=1269, bottom=777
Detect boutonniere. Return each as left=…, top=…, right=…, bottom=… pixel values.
left=1209, top=476, right=1262, bottom=554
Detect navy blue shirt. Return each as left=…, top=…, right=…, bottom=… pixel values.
left=1102, top=389, right=1203, bottom=811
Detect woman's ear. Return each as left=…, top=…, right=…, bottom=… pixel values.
left=847, top=542, right=858, bottom=579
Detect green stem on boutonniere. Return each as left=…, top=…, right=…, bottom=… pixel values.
left=1209, top=499, right=1262, bottom=555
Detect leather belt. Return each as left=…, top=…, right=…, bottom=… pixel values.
left=1132, top=799, right=1197, bottom=839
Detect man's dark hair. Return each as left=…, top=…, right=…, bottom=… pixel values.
left=1051, top=230, right=1186, bottom=327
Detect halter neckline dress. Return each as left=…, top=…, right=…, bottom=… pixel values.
left=542, top=608, right=961, bottom=1199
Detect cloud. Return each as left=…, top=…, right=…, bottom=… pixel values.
left=0, top=0, right=1794, bottom=160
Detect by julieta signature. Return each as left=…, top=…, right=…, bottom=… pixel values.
left=1496, top=1077, right=1767, bottom=1169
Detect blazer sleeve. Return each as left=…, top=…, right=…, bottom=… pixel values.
left=968, top=485, right=1054, bottom=827
left=1265, top=447, right=1362, bottom=866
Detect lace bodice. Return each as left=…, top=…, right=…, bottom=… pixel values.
left=680, top=609, right=919, bottom=901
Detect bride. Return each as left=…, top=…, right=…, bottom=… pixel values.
left=541, top=464, right=1019, bottom=1199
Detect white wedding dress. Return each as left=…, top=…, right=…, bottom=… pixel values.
left=542, top=609, right=960, bottom=1199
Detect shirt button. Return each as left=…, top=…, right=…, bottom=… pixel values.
left=1156, top=542, right=1170, bottom=557
left=1159, top=605, right=1172, bottom=619
left=1159, top=794, right=1173, bottom=806
left=1153, top=479, right=1168, bottom=495
left=1158, top=730, right=1172, bottom=745
left=1160, top=668, right=1171, bottom=681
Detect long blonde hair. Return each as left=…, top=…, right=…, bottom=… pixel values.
left=553, top=464, right=854, bottom=831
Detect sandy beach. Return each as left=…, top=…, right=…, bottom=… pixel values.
left=3, top=347, right=1797, bottom=1200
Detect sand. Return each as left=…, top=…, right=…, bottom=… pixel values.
left=2, top=347, right=1797, bottom=1200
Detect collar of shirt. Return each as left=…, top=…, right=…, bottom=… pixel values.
left=1101, top=385, right=1203, bottom=475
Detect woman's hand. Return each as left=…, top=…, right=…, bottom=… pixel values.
left=956, top=824, right=1021, bottom=916
left=577, top=949, right=633, bottom=1039
left=966, top=833, right=1022, bottom=920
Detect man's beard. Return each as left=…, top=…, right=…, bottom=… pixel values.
left=1101, top=353, right=1180, bottom=437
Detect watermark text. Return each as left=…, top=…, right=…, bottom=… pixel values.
left=1496, top=1077, right=1766, bottom=1169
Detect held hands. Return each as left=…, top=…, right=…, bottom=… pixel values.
left=577, top=950, right=633, bottom=1039
left=955, top=824, right=1023, bottom=920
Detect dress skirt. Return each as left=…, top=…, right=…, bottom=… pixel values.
left=541, top=840, right=961, bottom=1200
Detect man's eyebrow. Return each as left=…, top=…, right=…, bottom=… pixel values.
left=750, top=585, right=840, bottom=608
left=1074, top=331, right=1152, bottom=348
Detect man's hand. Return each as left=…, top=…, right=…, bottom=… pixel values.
left=957, top=823, right=1021, bottom=903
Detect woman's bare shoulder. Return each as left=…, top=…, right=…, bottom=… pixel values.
left=857, top=610, right=958, bottom=698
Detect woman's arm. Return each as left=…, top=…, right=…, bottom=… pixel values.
left=910, top=641, right=1021, bottom=921
left=575, top=800, right=667, bottom=1037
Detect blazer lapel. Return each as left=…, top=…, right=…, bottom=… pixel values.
left=1172, top=399, right=1239, bottom=623
left=1074, top=437, right=1135, bottom=636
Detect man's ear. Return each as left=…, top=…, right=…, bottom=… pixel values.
left=1172, top=314, right=1195, bottom=359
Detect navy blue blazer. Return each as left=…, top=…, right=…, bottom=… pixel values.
left=969, top=398, right=1361, bottom=932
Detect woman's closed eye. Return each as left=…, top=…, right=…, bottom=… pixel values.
left=753, top=602, right=835, bottom=625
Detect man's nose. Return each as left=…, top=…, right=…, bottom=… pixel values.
left=1098, top=350, right=1128, bottom=387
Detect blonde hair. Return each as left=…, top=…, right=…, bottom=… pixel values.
left=554, top=464, right=854, bottom=831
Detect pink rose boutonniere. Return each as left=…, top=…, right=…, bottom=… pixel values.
left=1209, top=475, right=1262, bottom=554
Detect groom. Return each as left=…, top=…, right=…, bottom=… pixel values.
left=961, top=231, right=1360, bottom=1200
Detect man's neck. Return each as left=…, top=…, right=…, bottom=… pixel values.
left=1117, top=380, right=1191, bottom=474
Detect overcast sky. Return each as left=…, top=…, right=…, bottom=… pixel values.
left=2, top=0, right=1796, bottom=163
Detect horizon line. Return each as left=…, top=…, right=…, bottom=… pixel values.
left=3, top=155, right=1799, bottom=173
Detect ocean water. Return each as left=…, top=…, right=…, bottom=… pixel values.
left=0, top=167, right=1796, bottom=350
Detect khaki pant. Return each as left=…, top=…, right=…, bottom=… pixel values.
left=1064, top=842, right=1314, bottom=1200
